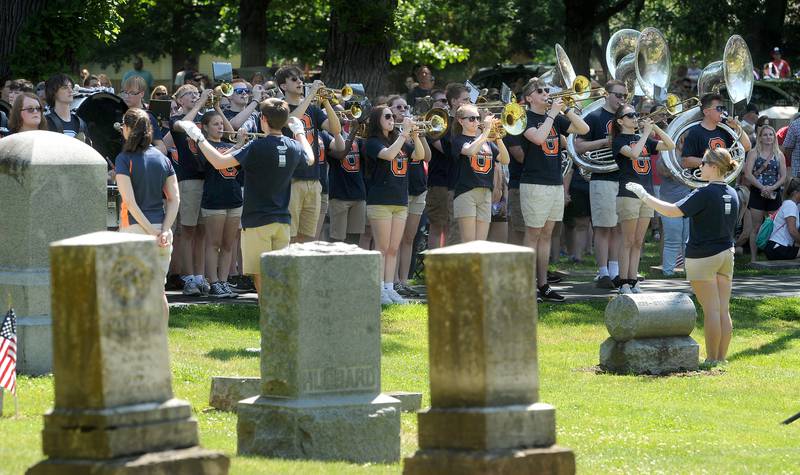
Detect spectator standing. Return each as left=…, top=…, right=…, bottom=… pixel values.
left=407, top=65, right=435, bottom=107
left=782, top=113, right=800, bottom=177
left=763, top=47, right=791, bottom=79
left=123, top=56, right=155, bottom=97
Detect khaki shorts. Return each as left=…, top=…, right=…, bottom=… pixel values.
left=367, top=205, right=408, bottom=221
left=329, top=199, right=366, bottom=240
left=520, top=183, right=564, bottom=228
left=453, top=187, right=492, bottom=222
left=119, top=224, right=173, bottom=281
left=201, top=206, right=243, bottom=218
left=408, top=191, right=428, bottom=216
left=289, top=179, right=321, bottom=238
left=508, top=188, right=525, bottom=233
left=241, top=222, right=291, bottom=275
left=425, top=186, right=451, bottom=226
left=589, top=180, right=619, bottom=227
left=685, top=248, right=735, bottom=281
left=178, top=179, right=204, bottom=226
left=616, top=196, right=654, bottom=221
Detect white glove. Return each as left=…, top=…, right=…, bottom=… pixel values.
left=625, top=182, right=648, bottom=199
left=175, top=120, right=204, bottom=142
left=288, top=117, right=305, bottom=136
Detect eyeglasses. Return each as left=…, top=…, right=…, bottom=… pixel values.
left=462, top=116, right=480, bottom=122
left=610, top=92, right=627, bottom=99
left=233, top=88, right=251, bottom=95
left=536, top=88, right=550, bottom=94
left=123, top=90, right=143, bottom=96
left=21, top=106, right=42, bottom=113
left=622, top=112, right=639, bottom=119
left=290, top=76, right=304, bottom=82
left=180, top=91, right=199, bottom=98
left=383, top=114, right=394, bottom=120
left=393, top=104, right=410, bottom=110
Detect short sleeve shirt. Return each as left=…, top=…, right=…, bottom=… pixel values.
left=365, top=137, right=414, bottom=206
left=769, top=199, right=800, bottom=247
left=284, top=104, right=328, bottom=180
left=676, top=183, right=739, bottom=258
left=169, top=113, right=205, bottom=181
left=115, top=146, right=175, bottom=226
left=613, top=133, right=659, bottom=198
left=199, top=140, right=243, bottom=210
left=521, top=111, right=571, bottom=185
left=580, top=108, right=619, bottom=182
left=328, top=136, right=366, bottom=201
left=452, top=134, right=499, bottom=197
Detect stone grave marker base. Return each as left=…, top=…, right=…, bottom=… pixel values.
left=27, top=446, right=229, bottom=475
left=600, top=336, right=699, bottom=375
left=209, top=376, right=261, bottom=412
left=237, top=393, right=400, bottom=463
left=403, top=445, right=576, bottom=475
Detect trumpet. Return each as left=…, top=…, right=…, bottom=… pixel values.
left=639, top=94, right=701, bottom=123
left=335, top=103, right=363, bottom=120
left=395, top=108, right=449, bottom=139
left=205, top=82, right=234, bottom=108
left=478, top=102, right=527, bottom=136
left=548, top=75, right=607, bottom=108
left=315, top=85, right=353, bottom=105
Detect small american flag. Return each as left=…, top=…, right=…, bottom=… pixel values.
left=0, top=308, right=17, bottom=396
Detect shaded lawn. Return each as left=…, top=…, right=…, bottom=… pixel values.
left=2, top=298, right=800, bottom=474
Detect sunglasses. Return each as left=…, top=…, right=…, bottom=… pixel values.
left=154, top=92, right=167, bottom=98
left=233, top=88, right=250, bottom=95
left=536, top=88, right=551, bottom=94
left=705, top=105, right=727, bottom=112
left=394, top=104, right=410, bottom=110
left=433, top=97, right=447, bottom=102
left=622, top=112, right=639, bottom=119
left=610, top=92, right=626, bottom=99
left=462, top=116, right=480, bottom=122
left=383, top=114, right=394, bottom=119
left=180, top=91, right=199, bottom=98
left=700, top=160, right=709, bottom=166
left=21, top=106, right=42, bottom=113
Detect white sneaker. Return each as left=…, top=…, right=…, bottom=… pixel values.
left=182, top=279, right=201, bottom=296
left=631, top=282, right=642, bottom=294
left=222, top=281, right=239, bottom=298
left=197, top=277, right=211, bottom=296
left=380, top=288, right=393, bottom=305
left=619, top=283, right=632, bottom=294
left=386, top=287, right=407, bottom=304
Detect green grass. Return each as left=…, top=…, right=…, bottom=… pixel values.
left=2, top=299, right=800, bottom=474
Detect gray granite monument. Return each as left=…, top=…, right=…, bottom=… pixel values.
left=0, top=131, right=106, bottom=375
left=403, top=241, right=576, bottom=475
left=27, top=232, right=229, bottom=474
left=600, top=292, right=700, bottom=374
left=237, top=242, right=401, bottom=463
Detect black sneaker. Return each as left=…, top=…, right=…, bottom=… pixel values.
left=165, top=274, right=184, bottom=291
left=612, top=276, right=623, bottom=289
left=538, top=284, right=565, bottom=302
left=546, top=271, right=563, bottom=284
left=595, top=275, right=616, bottom=289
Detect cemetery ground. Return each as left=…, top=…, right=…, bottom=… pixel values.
left=3, top=297, right=800, bottom=474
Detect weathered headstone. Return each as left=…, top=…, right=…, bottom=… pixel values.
left=0, top=131, right=106, bottom=375
left=27, top=231, right=229, bottom=474
left=237, top=242, right=401, bottom=463
left=600, top=293, right=699, bottom=374
left=404, top=241, right=576, bottom=475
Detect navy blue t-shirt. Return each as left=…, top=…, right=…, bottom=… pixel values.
left=408, top=140, right=427, bottom=196
left=521, top=111, right=571, bottom=185
left=236, top=135, right=306, bottom=228
left=283, top=104, right=328, bottom=180
left=682, top=124, right=734, bottom=160
left=452, top=134, right=499, bottom=197
left=319, top=130, right=333, bottom=194
left=613, top=133, right=659, bottom=198
left=677, top=183, right=739, bottom=258
left=147, top=111, right=163, bottom=142
left=199, top=140, right=243, bottom=210
left=427, top=135, right=452, bottom=188
left=169, top=113, right=205, bottom=181
left=440, top=127, right=459, bottom=189
left=365, top=137, right=415, bottom=206
left=329, top=137, right=366, bottom=201
left=223, top=108, right=262, bottom=133
left=580, top=107, right=618, bottom=182
left=504, top=134, right=525, bottom=190
left=115, top=146, right=175, bottom=226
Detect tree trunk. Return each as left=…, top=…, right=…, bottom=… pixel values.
left=745, top=0, right=788, bottom=68
left=321, top=0, right=397, bottom=98
left=0, top=0, right=47, bottom=79
left=563, top=0, right=635, bottom=79
left=239, top=0, right=270, bottom=67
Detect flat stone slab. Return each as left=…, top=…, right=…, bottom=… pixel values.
left=749, top=259, right=800, bottom=269
left=26, top=446, right=229, bottom=475
left=386, top=391, right=423, bottom=412
left=418, top=403, right=556, bottom=450
left=649, top=265, right=685, bottom=274
left=599, top=336, right=700, bottom=375
left=209, top=377, right=260, bottom=412
left=237, top=393, right=401, bottom=464
left=404, top=445, right=575, bottom=475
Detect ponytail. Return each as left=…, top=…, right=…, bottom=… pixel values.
left=121, top=108, right=152, bottom=153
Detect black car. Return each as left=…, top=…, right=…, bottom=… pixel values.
left=469, top=63, right=552, bottom=94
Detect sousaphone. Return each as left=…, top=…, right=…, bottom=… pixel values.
left=661, top=35, right=753, bottom=188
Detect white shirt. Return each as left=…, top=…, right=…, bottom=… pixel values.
left=770, top=199, right=799, bottom=247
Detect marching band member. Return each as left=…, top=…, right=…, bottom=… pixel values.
left=121, top=76, right=167, bottom=154
left=520, top=78, right=589, bottom=302
left=451, top=103, right=509, bottom=241
left=44, top=74, right=88, bottom=140
left=275, top=65, right=342, bottom=243
left=327, top=116, right=367, bottom=245
left=574, top=79, right=628, bottom=289
left=611, top=104, right=675, bottom=294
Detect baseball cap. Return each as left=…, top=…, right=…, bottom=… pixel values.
left=773, top=47, right=781, bottom=54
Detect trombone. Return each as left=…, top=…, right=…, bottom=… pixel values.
left=478, top=102, right=527, bottom=137
left=396, top=108, right=449, bottom=140
left=547, top=75, right=607, bottom=108
left=639, top=94, right=701, bottom=123
left=335, top=103, right=363, bottom=120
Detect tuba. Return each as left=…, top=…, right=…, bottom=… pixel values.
left=540, top=44, right=576, bottom=92
left=567, top=27, right=671, bottom=175
left=660, top=35, right=753, bottom=188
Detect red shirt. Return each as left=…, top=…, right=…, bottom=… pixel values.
left=765, top=59, right=791, bottom=79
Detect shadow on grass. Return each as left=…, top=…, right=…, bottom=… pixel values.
left=206, top=347, right=261, bottom=361
left=693, top=297, right=800, bottom=332
left=727, top=329, right=800, bottom=362
left=169, top=304, right=259, bottom=331
left=382, top=338, right=411, bottom=355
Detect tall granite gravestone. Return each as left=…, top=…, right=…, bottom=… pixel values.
left=27, top=232, right=229, bottom=474
left=600, top=293, right=699, bottom=375
left=237, top=242, right=401, bottom=463
left=0, top=131, right=106, bottom=375
left=404, top=241, right=575, bottom=475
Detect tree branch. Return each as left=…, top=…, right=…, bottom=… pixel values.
left=595, top=0, right=637, bottom=23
